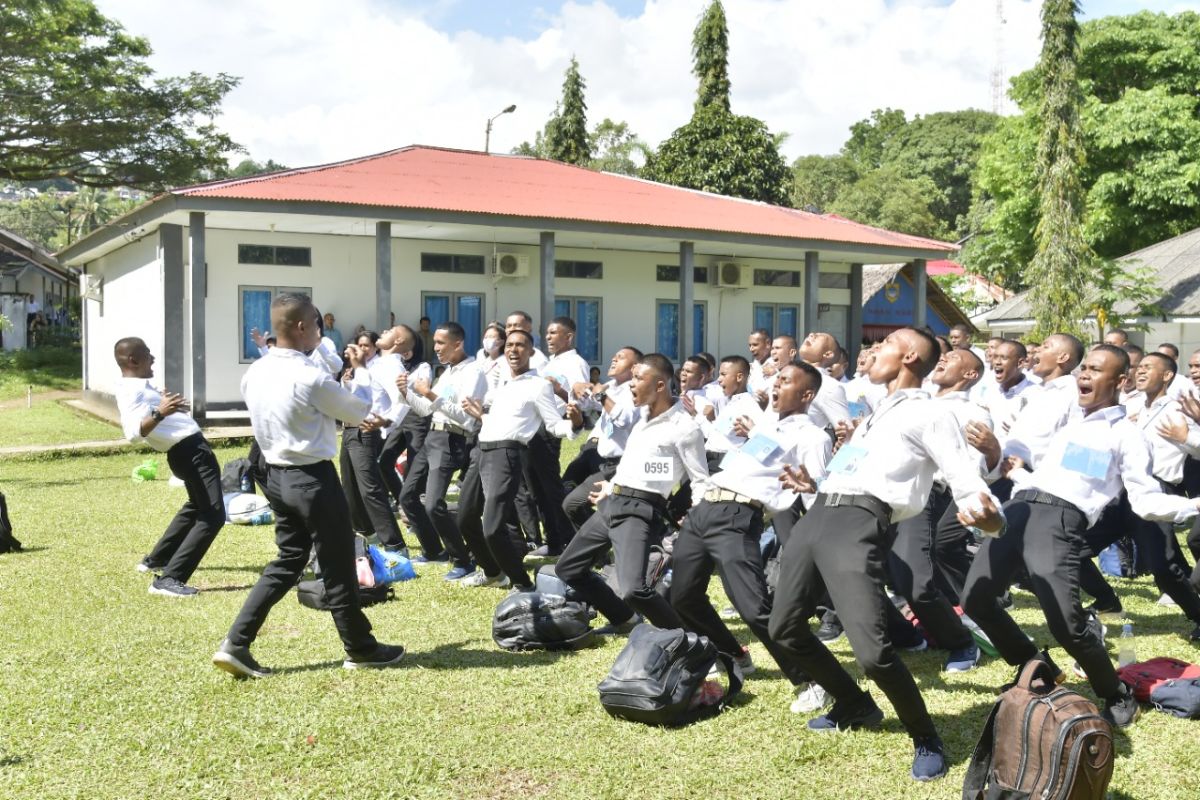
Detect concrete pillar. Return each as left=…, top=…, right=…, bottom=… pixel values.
left=912, top=258, right=928, bottom=329
left=188, top=212, right=207, bottom=421
left=160, top=223, right=184, bottom=393
left=679, top=241, right=694, bottom=360
left=376, top=221, right=392, bottom=332
left=803, top=250, right=820, bottom=336
left=849, top=262, right=864, bottom=361
left=540, top=231, right=555, bottom=337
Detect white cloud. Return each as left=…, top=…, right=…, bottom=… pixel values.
left=94, top=0, right=1198, bottom=167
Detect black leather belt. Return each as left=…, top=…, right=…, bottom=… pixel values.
left=480, top=439, right=526, bottom=452
left=820, top=492, right=892, bottom=522
left=431, top=421, right=468, bottom=436
left=611, top=484, right=668, bottom=509
left=1014, top=490, right=1082, bottom=515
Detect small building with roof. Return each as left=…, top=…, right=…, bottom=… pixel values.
left=57, top=145, right=956, bottom=420
left=1, top=227, right=78, bottom=349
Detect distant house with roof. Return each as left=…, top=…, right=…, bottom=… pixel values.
left=1, top=227, right=78, bottom=349
left=859, top=262, right=977, bottom=341
left=982, top=227, right=1200, bottom=353
left=57, top=145, right=956, bottom=421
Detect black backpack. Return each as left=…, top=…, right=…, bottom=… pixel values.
left=491, top=591, right=595, bottom=651
left=597, top=624, right=743, bottom=726
left=297, top=579, right=392, bottom=610
left=220, top=458, right=254, bottom=494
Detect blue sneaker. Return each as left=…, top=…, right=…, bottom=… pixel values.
left=806, top=694, right=884, bottom=732
left=444, top=564, right=474, bottom=581
left=944, top=641, right=980, bottom=672
left=911, top=735, right=947, bottom=781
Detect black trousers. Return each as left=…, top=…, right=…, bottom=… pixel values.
left=562, top=459, right=620, bottom=532
left=888, top=486, right=973, bottom=650
left=555, top=494, right=683, bottom=628
left=149, top=433, right=224, bottom=582
left=377, top=423, right=408, bottom=504
left=339, top=427, right=405, bottom=549
left=562, top=439, right=602, bottom=487
left=526, top=429, right=574, bottom=552
left=474, top=444, right=536, bottom=587
left=399, top=428, right=472, bottom=568
left=671, top=500, right=808, bottom=685
left=963, top=497, right=1120, bottom=699
left=227, top=460, right=376, bottom=654
left=768, top=498, right=936, bottom=738
left=1082, top=493, right=1200, bottom=624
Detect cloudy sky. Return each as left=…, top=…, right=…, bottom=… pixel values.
left=97, top=0, right=1200, bottom=168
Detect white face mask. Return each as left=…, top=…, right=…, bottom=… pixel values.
left=483, top=336, right=500, bottom=354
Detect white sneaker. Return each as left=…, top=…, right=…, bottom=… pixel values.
left=459, top=570, right=510, bottom=588
left=709, top=647, right=756, bottom=677
left=791, top=682, right=832, bottom=714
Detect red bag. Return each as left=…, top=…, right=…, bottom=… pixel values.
left=1117, top=657, right=1200, bottom=703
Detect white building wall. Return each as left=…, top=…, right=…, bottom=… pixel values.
left=83, top=235, right=160, bottom=397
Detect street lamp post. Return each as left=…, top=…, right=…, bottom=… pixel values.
left=484, top=104, right=517, bottom=154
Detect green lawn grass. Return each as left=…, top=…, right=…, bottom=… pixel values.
left=0, top=401, right=122, bottom=448
left=0, top=346, right=82, bottom=402
left=2, top=444, right=1199, bottom=799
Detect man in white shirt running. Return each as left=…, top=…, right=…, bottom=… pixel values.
left=213, top=293, right=404, bottom=678
left=115, top=337, right=224, bottom=598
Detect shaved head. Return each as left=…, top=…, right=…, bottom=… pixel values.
left=901, top=327, right=941, bottom=378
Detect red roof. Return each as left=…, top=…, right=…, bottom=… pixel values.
left=178, top=146, right=955, bottom=254
left=926, top=259, right=964, bottom=275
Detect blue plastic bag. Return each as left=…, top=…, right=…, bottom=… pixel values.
left=368, top=545, right=416, bottom=584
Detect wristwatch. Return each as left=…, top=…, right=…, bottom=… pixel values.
left=593, top=388, right=608, bottom=403
left=150, top=409, right=164, bottom=422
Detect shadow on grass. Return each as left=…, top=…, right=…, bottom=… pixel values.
left=0, top=546, right=49, bottom=555
left=194, top=565, right=268, bottom=574
left=413, top=638, right=577, bottom=670
left=0, top=753, right=25, bottom=767
left=198, top=583, right=257, bottom=593
left=271, top=659, right=346, bottom=675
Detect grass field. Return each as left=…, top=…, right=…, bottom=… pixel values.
left=0, top=401, right=122, bottom=448
left=2, top=443, right=1200, bottom=799
left=0, top=347, right=82, bottom=402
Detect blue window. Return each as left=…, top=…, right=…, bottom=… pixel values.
left=655, top=300, right=706, bottom=361
left=423, top=292, right=484, bottom=351
left=239, top=284, right=311, bottom=363
left=553, top=297, right=602, bottom=364
left=753, top=303, right=799, bottom=341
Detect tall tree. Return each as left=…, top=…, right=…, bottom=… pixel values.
left=841, top=108, right=908, bottom=173
left=588, top=119, right=650, bottom=176
left=0, top=0, right=240, bottom=189
left=642, top=0, right=789, bottom=204
left=692, top=0, right=731, bottom=112
left=791, top=154, right=856, bottom=212
left=545, top=57, right=591, bottom=166
left=965, top=11, right=1200, bottom=290
left=828, top=166, right=946, bottom=239
left=1027, top=0, right=1091, bottom=338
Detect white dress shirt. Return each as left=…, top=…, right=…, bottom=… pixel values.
left=115, top=377, right=201, bottom=452
left=594, top=380, right=637, bottom=459
left=808, top=367, right=851, bottom=429
left=698, top=391, right=764, bottom=454
left=820, top=388, right=1002, bottom=524
left=748, top=359, right=772, bottom=395
left=1167, top=371, right=1193, bottom=400
left=610, top=402, right=710, bottom=503
left=710, top=412, right=831, bottom=513
left=242, top=347, right=371, bottom=465
left=1010, top=404, right=1199, bottom=527
left=1129, top=393, right=1200, bottom=485
left=1004, top=374, right=1078, bottom=467
left=400, top=362, right=434, bottom=418
left=979, top=377, right=1035, bottom=439
left=542, top=348, right=592, bottom=413
left=409, top=356, right=487, bottom=432
left=934, top=390, right=994, bottom=480
left=369, top=353, right=408, bottom=425
left=309, top=336, right=343, bottom=375
left=479, top=372, right=578, bottom=444
left=843, top=374, right=887, bottom=418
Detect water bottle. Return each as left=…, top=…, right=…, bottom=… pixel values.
left=1117, top=623, right=1137, bottom=667
left=240, top=474, right=252, bottom=493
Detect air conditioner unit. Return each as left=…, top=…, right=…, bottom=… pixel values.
left=492, top=252, right=530, bottom=280
left=80, top=273, right=102, bottom=302
left=714, top=261, right=752, bottom=289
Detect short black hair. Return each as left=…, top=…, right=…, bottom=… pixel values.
left=1159, top=342, right=1180, bottom=359
left=720, top=355, right=750, bottom=374
left=684, top=355, right=710, bottom=375
left=620, top=345, right=644, bottom=360
left=549, top=316, right=576, bottom=334
left=950, top=323, right=972, bottom=336
left=750, top=327, right=771, bottom=340
left=505, top=329, right=535, bottom=347
left=904, top=327, right=942, bottom=378
left=437, top=321, right=466, bottom=341
left=507, top=310, right=533, bottom=325
left=419, top=315, right=431, bottom=324
left=1122, top=342, right=1144, bottom=357
left=1143, top=350, right=1178, bottom=377
left=355, top=330, right=380, bottom=345
left=640, top=353, right=676, bottom=385
left=699, top=351, right=717, bottom=371
left=1052, top=333, right=1086, bottom=371
left=783, top=360, right=823, bottom=393
left=1108, top=328, right=1129, bottom=341
left=960, top=348, right=985, bottom=376
left=1092, top=343, right=1130, bottom=375
left=996, top=339, right=1027, bottom=360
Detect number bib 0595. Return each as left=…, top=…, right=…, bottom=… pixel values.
left=640, top=456, right=675, bottom=481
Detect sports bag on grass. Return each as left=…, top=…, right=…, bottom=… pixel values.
left=296, top=579, right=392, bottom=610
left=597, top=623, right=743, bottom=726
left=1116, top=657, right=1200, bottom=702
left=962, top=658, right=1113, bottom=800
left=491, top=591, right=594, bottom=651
